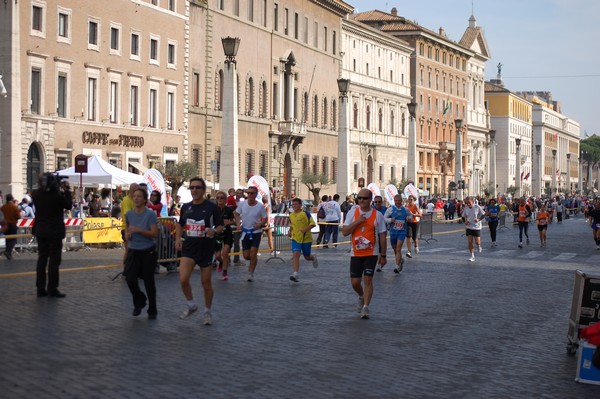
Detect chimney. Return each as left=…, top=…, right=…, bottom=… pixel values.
left=439, top=27, right=446, bottom=37
left=391, top=7, right=397, bottom=16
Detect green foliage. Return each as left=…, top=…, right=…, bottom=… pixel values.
left=300, top=172, right=330, bottom=203
left=580, top=136, right=600, bottom=164
left=506, top=185, right=517, bottom=196
left=156, top=161, right=198, bottom=195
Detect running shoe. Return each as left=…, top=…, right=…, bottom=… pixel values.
left=289, top=274, right=299, bottom=282
left=216, top=265, right=223, bottom=273
left=203, top=310, right=212, bottom=325
left=179, top=305, right=198, bottom=320
left=415, top=247, right=419, bottom=254
left=478, top=245, right=482, bottom=253
left=247, top=273, right=254, bottom=282
left=376, top=266, right=382, bottom=272
left=518, top=242, right=523, bottom=249
left=526, top=238, right=530, bottom=245
left=406, top=251, right=412, bottom=258
left=360, top=305, right=370, bottom=319
left=357, top=297, right=365, bottom=313
left=312, top=255, right=319, bottom=268
left=469, top=254, right=475, bottom=262
left=222, top=274, right=229, bottom=281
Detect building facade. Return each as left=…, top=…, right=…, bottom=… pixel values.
left=188, top=0, right=353, bottom=199
left=340, top=17, right=412, bottom=195
left=0, top=0, right=188, bottom=197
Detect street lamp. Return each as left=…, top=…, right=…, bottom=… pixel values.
left=337, top=78, right=350, bottom=196
left=535, top=144, right=541, bottom=196
left=489, top=130, right=496, bottom=197
left=219, top=36, right=241, bottom=190
left=515, top=138, right=521, bottom=198
left=407, top=102, right=418, bottom=185
left=455, top=119, right=463, bottom=200
left=552, top=149, right=557, bottom=197
left=566, top=153, right=571, bottom=195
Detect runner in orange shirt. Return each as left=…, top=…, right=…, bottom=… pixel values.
left=405, top=195, right=422, bottom=258
left=536, top=204, right=550, bottom=248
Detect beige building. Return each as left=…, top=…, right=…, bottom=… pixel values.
left=188, top=0, right=353, bottom=199
left=354, top=8, right=474, bottom=197
left=0, top=0, right=188, bottom=196
left=341, top=17, right=413, bottom=194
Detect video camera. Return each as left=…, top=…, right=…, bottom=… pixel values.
left=41, top=172, right=69, bottom=192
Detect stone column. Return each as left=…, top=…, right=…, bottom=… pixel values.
left=220, top=61, right=239, bottom=190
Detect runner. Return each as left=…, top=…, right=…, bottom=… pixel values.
left=485, top=198, right=500, bottom=247
left=588, top=200, right=600, bottom=250
left=175, top=177, right=223, bottom=326
left=323, top=194, right=342, bottom=248
left=516, top=197, right=532, bottom=249
left=405, top=195, right=422, bottom=258
left=214, top=191, right=234, bottom=280
left=383, top=194, right=408, bottom=273
left=234, top=186, right=267, bottom=282
left=536, top=203, right=550, bottom=248
left=287, top=197, right=318, bottom=282
left=462, top=196, right=485, bottom=262
left=342, top=188, right=387, bottom=320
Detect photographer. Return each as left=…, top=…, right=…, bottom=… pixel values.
left=32, top=173, right=73, bottom=298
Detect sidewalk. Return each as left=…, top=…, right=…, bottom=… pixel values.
left=0, top=216, right=599, bottom=397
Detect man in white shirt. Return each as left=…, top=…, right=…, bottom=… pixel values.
left=462, top=196, right=485, bottom=262
left=324, top=194, right=342, bottom=248
left=234, top=186, right=267, bottom=282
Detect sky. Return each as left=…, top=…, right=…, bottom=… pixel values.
left=353, top=0, right=600, bottom=138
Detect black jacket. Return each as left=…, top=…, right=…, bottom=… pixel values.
left=32, top=188, right=73, bottom=239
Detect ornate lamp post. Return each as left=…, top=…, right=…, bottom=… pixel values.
left=455, top=119, right=463, bottom=200
left=535, top=144, right=541, bottom=196
left=337, top=78, right=350, bottom=196
left=489, top=130, right=496, bottom=197
left=551, top=149, right=557, bottom=197
left=220, top=36, right=241, bottom=190
left=407, top=102, right=418, bottom=185
left=515, top=138, right=521, bottom=199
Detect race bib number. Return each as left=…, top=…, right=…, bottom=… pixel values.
left=354, top=235, right=373, bottom=251
left=393, top=220, right=405, bottom=230
left=490, top=212, right=497, bottom=218
left=538, top=218, right=547, bottom=226
left=519, top=210, right=527, bottom=218
left=185, top=219, right=206, bottom=238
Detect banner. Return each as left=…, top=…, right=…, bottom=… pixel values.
left=367, top=183, right=381, bottom=199
left=247, top=175, right=270, bottom=202
left=383, top=184, right=398, bottom=205
left=82, top=218, right=123, bottom=244
left=144, top=168, right=168, bottom=216
left=404, top=183, right=419, bottom=200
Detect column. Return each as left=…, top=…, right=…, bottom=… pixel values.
left=515, top=138, right=521, bottom=198
left=407, top=103, right=418, bottom=184
left=336, top=79, right=350, bottom=196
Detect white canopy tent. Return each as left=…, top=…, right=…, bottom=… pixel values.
left=56, top=155, right=144, bottom=186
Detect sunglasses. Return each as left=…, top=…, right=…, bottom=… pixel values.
left=357, top=196, right=371, bottom=200
left=374, top=201, right=382, bottom=203
left=216, top=196, right=226, bottom=200
left=246, top=191, right=258, bottom=195
left=190, top=185, right=206, bottom=190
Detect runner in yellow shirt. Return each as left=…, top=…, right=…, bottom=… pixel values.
left=287, top=197, right=318, bottom=282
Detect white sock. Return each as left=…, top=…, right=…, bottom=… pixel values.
left=187, top=300, right=196, bottom=308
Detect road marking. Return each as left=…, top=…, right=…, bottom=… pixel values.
left=418, top=247, right=455, bottom=253
left=0, top=263, right=123, bottom=279
left=552, top=253, right=577, bottom=261
left=521, top=251, right=544, bottom=259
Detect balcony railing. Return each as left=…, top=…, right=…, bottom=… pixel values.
left=278, top=120, right=307, bottom=137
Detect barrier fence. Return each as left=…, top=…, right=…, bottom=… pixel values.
left=156, top=217, right=178, bottom=271
left=267, top=215, right=290, bottom=263
left=419, top=213, right=437, bottom=243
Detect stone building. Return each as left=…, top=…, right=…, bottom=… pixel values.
left=0, top=0, right=188, bottom=196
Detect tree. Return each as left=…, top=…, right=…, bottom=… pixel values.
left=156, top=161, right=198, bottom=195
left=300, top=172, right=330, bottom=204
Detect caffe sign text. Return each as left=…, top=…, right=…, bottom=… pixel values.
left=82, top=131, right=144, bottom=148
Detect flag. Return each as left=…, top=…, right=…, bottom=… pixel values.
left=442, top=96, right=451, bottom=115
left=524, top=172, right=530, bottom=180
left=520, top=171, right=524, bottom=180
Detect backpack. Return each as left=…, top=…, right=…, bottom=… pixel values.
left=317, top=205, right=326, bottom=219
left=340, top=201, right=349, bottom=213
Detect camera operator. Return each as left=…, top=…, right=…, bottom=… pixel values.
left=32, top=173, right=73, bottom=298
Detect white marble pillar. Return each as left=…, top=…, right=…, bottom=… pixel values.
left=220, top=62, right=239, bottom=190
left=337, top=94, right=350, bottom=196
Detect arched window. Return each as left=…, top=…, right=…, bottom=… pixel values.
left=313, top=94, right=319, bottom=126
left=390, top=110, right=395, bottom=135
left=366, top=105, right=371, bottom=131
left=353, top=102, right=358, bottom=128
left=378, top=107, right=383, bottom=132
left=260, top=80, right=268, bottom=117
left=237, top=73, right=241, bottom=114
left=303, top=92, right=309, bottom=123
left=332, top=99, right=337, bottom=129
left=217, top=69, right=224, bottom=110
left=247, top=77, right=255, bottom=115
left=322, top=97, right=328, bottom=127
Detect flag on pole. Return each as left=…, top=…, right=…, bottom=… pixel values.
left=524, top=172, right=530, bottom=180
left=520, top=171, right=524, bottom=180
left=442, top=96, right=451, bottom=115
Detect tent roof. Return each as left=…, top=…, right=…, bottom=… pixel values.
left=56, top=155, right=145, bottom=186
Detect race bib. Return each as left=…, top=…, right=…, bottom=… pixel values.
left=538, top=218, right=547, bottom=226
left=185, top=219, right=206, bottom=238
left=490, top=212, right=497, bottom=218
left=519, top=210, right=527, bottom=218
left=393, top=220, right=405, bottom=230
left=353, top=235, right=373, bottom=251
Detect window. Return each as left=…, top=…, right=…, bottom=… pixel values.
left=149, top=89, right=157, bottom=128
left=192, top=145, right=202, bottom=174
left=248, top=0, right=254, bottom=22
left=332, top=30, right=336, bottom=55
left=32, top=5, right=43, bottom=32
left=262, top=0, right=267, bottom=27
left=131, top=33, right=140, bottom=57
left=322, top=157, right=329, bottom=179
left=234, top=0, right=240, bottom=16
left=167, top=91, right=174, bottom=130
left=259, top=152, right=268, bottom=178
left=331, top=159, right=337, bottom=183
left=284, top=8, right=289, bottom=35
left=391, top=165, right=396, bottom=181
left=312, top=156, right=319, bottom=174
left=150, top=38, right=158, bottom=61
left=245, top=151, right=255, bottom=179
left=379, top=165, right=384, bottom=181
left=312, top=95, right=318, bottom=126
left=31, top=68, right=41, bottom=114
left=87, top=77, right=97, bottom=121
left=353, top=163, right=359, bottom=180
left=109, top=81, right=118, bottom=123
left=168, top=43, right=175, bottom=65
left=366, top=105, right=371, bottom=130
left=273, top=3, right=278, bottom=31
left=303, top=17, right=308, bottom=43
left=193, top=72, right=200, bottom=107
left=88, top=21, right=98, bottom=46
left=168, top=0, right=175, bottom=12
left=332, top=99, right=337, bottom=129
left=314, top=22, right=318, bottom=47
left=130, top=85, right=139, bottom=125
left=294, top=13, right=299, bottom=39
left=110, top=27, right=119, bottom=51
left=302, top=156, right=310, bottom=173
left=58, top=12, right=69, bottom=38
left=323, top=26, right=328, bottom=51
left=57, top=74, right=67, bottom=117
left=378, top=108, right=383, bottom=132
left=353, top=102, right=358, bottom=128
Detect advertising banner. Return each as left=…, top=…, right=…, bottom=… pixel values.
left=383, top=184, right=398, bottom=205
left=144, top=169, right=168, bottom=216
left=82, top=218, right=123, bottom=244
left=247, top=175, right=270, bottom=202
left=367, top=183, right=381, bottom=199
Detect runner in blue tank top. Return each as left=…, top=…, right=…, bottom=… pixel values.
left=383, top=194, right=408, bottom=274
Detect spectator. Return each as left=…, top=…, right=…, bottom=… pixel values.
left=19, top=196, right=35, bottom=218
left=147, top=190, right=163, bottom=217
left=1, top=194, right=21, bottom=260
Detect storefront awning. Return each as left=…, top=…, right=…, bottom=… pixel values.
left=129, top=161, right=148, bottom=173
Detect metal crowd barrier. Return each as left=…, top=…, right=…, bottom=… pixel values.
left=419, top=213, right=437, bottom=243
left=15, top=218, right=37, bottom=253
left=498, top=213, right=509, bottom=230
left=267, top=215, right=290, bottom=263
left=64, top=218, right=86, bottom=251
left=157, top=217, right=178, bottom=272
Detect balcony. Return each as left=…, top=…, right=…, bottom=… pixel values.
left=278, top=120, right=307, bottom=137
left=439, top=141, right=456, bottom=151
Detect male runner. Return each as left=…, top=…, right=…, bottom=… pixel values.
left=234, top=186, right=267, bottom=282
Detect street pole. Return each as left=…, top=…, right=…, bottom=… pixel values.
left=336, top=78, right=350, bottom=196
left=220, top=37, right=241, bottom=190
left=455, top=119, right=463, bottom=200
left=535, top=145, right=541, bottom=196
left=515, top=138, right=521, bottom=199
left=489, top=130, right=496, bottom=197
left=407, top=102, right=418, bottom=185
left=552, top=149, right=557, bottom=197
